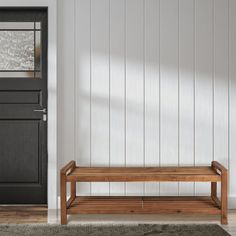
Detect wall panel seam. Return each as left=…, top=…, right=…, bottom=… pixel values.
left=143, top=0, right=146, bottom=196
left=108, top=0, right=111, bottom=197
left=124, top=0, right=127, bottom=196
left=177, top=0, right=180, bottom=196
left=74, top=0, right=76, bottom=164
left=158, top=0, right=161, bottom=196
left=89, top=0, right=92, bottom=195
left=212, top=0, right=215, bottom=162
left=228, top=0, right=230, bottom=186
left=193, top=0, right=196, bottom=196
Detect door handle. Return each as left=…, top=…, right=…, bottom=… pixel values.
left=34, top=108, right=47, bottom=113
left=34, top=108, right=47, bottom=121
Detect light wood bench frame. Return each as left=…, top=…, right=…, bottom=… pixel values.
left=60, top=161, right=228, bottom=225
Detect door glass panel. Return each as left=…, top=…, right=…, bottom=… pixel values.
left=0, top=22, right=41, bottom=78
left=35, top=30, right=41, bottom=72
left=0, top=31, right=34, bottom=70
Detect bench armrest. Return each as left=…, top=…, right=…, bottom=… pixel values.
left=61, top=161, right=76, bottom=175
left=212, top=161, right=227, bottom=174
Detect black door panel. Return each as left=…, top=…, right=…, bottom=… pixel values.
left=0, top=8, right=47, bottom=204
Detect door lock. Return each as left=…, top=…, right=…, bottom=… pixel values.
left=34, top=108, right=47, bottom=121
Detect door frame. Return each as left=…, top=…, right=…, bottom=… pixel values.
left=0, top=0, right=57, bottom=209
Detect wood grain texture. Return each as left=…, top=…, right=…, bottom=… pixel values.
left=67, top=196, right=221, bottom=215
left=221, top=170, right=228, bottom=224
left=60, top=171, right=67, bottom=225
left=60, top=161, right=227, bottom=225
left=0, top=206, right=47, bottom=224
left=1, top=207, right=236, bottom=235
left=67, top=166, right=221, bottom=182
left=60, top=161, right=75, bottom=175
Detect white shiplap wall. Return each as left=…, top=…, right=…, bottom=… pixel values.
left=58, top=0, right=236, bottom=200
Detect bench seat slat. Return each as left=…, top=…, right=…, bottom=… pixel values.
left=66, top=166, right=221, bottom=182
left=67, top=196, right=221, bottom=215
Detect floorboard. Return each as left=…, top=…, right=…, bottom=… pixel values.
left=0, top=206, right=47, bottom=224
left=0, top=206, right=235, bottom=235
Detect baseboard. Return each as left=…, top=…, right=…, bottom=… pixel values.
left=229, top=196, right=236, bottom=209
left=54, top=196, right=236, bottom=210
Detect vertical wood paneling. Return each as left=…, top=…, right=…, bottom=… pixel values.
left=75, top=0, right=91, bottom=195
left=214, top=0, right=229, bottom=196
left=179, top=0, right=194, bottom=196
left=91, top=0, right=110, bottom=195
left=110, top=0, right=125, bottom=196
left=58, top=0, right=235, bottom=199
left=229, top=0, right=236, bottom=198
left=144, top=0, right=160, bottom=196
left=160, top=0, right=179, bottom=195
left=57, top=0, right=75, bottom=169
left=57, top=0, right=75, bottom=197
left=195, top=0, right=213, bottom=195
left=126, top=0, right=144, bottom=195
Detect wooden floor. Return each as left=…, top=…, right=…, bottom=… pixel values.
left=0, top=206, right=47, bottom=224
left=0, top=206, right=235, bottom=235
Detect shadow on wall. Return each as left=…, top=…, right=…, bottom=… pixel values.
left=58, top=0, right=230, bottom=197
left=76, top=50, right=228, bottom=164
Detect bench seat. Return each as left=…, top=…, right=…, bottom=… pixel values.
left=60, top=161, right=228, bottom=225
left=67, top=166, right=221, bottom=182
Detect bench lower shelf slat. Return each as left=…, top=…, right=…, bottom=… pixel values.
left=67, top=196, right=221, bottom=215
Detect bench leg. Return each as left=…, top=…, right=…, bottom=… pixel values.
left=60, top=172, right=67, bottom=225
left=71, top=181, right=76, bottom=199
left=221, top=171, right=228, bottom=225
left=211, top=182, right=217, bottom=200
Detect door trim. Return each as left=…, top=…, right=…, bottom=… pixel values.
left=0, top=0, right=57, bottom=209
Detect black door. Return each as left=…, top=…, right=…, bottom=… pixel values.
left=0, top=8, right=47, bottom=204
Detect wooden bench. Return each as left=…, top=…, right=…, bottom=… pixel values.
left=60, top=161, right=228, bottom=225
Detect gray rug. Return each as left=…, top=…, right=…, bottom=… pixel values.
left=0, top=224, right=230, bottom=236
